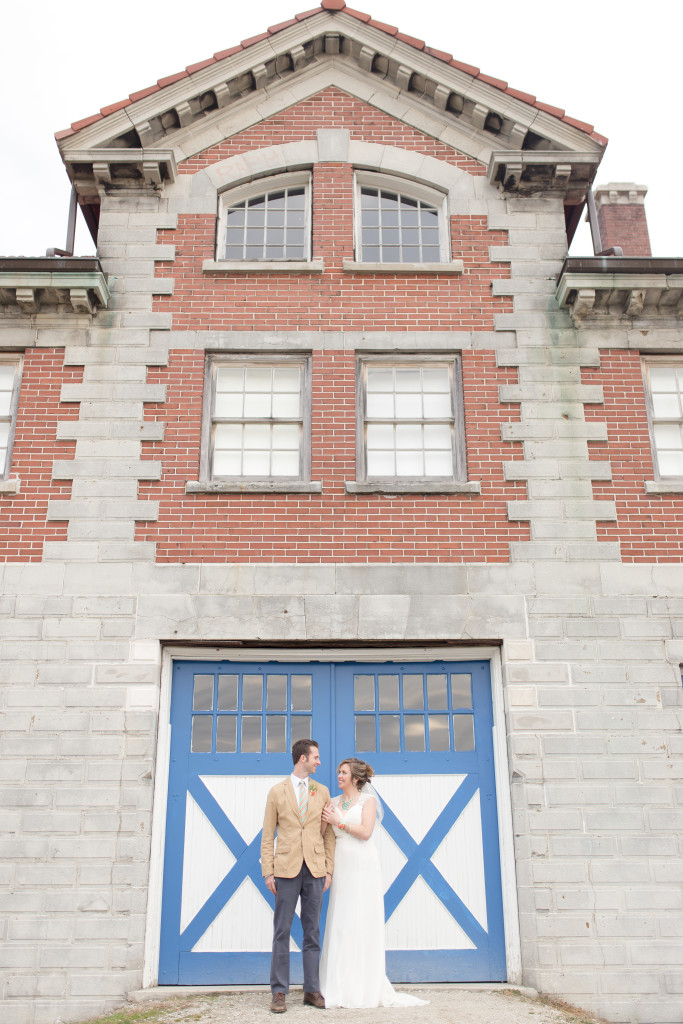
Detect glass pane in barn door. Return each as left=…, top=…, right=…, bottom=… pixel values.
left=159, top=660, right=332, bottom=985
left=334, top=660, right=506, bottom=983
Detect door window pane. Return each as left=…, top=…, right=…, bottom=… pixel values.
left=427, top=674, right=448, bottom=709
left=451, top=674, right=472, bottom=709
left=193, top=675, right=214, bottom=711
left=216, top=716, right=237, bottom=753
left=404, top=715, right=426, bottom=751
left=428, top=715, right=450, bottom=751
left=378, top=674, right=399, bottom=710
left=355, top=715, right=376, bottom=752
left=403, top=674, right=424, bottom=710
left=354, top=675, right=375, bottom=711
left=291, top=715, right=312, bottom=744
left=191, top=716, right=212, bottom=753
left=241, top=716, right=262, bottom=752
left=453, top=715, right=475, bottom=751
left=242, top=674, right=263, bottom=711
left=267, top=716, right=287, bottom=753
left=218, top=675, right=238, bottom=711
left=267, top=674, right=287, bottom=711
left=379, top=715, right=400, bottom=751
left=291, top=675, right=312, bottom=711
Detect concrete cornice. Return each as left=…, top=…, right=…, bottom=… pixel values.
left=488, top=151, right=602, bottom=204
left=57, top=11, right=604, bottom=172
left=0, top=270, right=110, bottom=315
left=556, top=269, right=683, bottom=322
left=61, top=149, right=177, bottom=204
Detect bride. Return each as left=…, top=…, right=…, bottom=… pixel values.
left=319, top=758, right=428, bottom=1009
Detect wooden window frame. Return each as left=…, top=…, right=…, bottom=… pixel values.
left=0, top=354, right=22, bottom=481
left=194, top=353, right=318, bottom=494
left=215, top=171, right=313, bottom=264
left=352, top=170, right=451, bottom=266
left=642, top=357, right=683, bottom=484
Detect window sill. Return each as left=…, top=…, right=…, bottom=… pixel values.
left=342, top=260, right=464, bottom=275
left=645, top=480, right=683, bottom=494
left=0, top=477, right=20, bottom=495
left=186, top=480, right=323, bottom=494
left=345, top=480, right=481, bottom=495
left=202, top=259, right=325, bottom=274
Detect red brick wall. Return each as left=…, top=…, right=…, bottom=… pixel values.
left=597, top=204, right=652, bottom=257
left=179, top=88, right=487, bottom=176
left=153, top=90, right=512, bottom=332
left=584, top=351, right=683, bottom=561
left=0, top=350, right=79, bottom=561
left=136, top=349, right=529, bottom=562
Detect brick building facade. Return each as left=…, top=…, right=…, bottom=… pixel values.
left=1, top=4, right=682, bottom=1022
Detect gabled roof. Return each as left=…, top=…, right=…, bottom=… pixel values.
left=56, top=0, right=606, bottom=244
left=56, top=0, right=606, bottom=152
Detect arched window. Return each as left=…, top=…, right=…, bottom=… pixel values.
left=217, top=172, right=311, bottom=262
left=354, top=172, right=450, bottom=265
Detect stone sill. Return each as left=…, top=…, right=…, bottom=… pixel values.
left=0, top=477, right=20, bottom=494
left=202, top=259, right=324, bottom=274
left=342, top=260, right=464, bottom=274
left=186, top=480, right=323, bottom=494
left=645, top=480, right=683, bottom=495
left=345, top=480, right=481, bottom=495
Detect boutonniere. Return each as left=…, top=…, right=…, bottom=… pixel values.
left=309, top=782, right=319, bottom=797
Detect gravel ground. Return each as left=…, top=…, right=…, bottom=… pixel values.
left=87, top=988, right=604, bottom=1024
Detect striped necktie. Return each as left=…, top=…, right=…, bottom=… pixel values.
left=298, top=780, right=308, bottom=824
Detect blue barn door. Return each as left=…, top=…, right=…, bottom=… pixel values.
left=158, top=657, right=505, bottom=985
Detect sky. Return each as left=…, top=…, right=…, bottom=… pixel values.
left=0, top=0, right=678, bottom=259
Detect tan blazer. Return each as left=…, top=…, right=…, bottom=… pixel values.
left=261, top=777, right=335, bottom=879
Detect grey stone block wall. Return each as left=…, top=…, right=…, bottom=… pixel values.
left=2, top=184, right=683, bottom=1024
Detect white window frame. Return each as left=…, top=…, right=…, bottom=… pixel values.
left=352, top=170, right=451, bottom=266
left=215, top=171, right=312, bottom=264
left=348, top=354, right=475, bottom=495
left=643, top=357, right=683, bottom=485
left=196, top=353, right=316, bottom=492
left=0, top=355, right=22, bottom=481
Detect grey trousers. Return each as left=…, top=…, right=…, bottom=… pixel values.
left=270, top=862, right=325, bottom=995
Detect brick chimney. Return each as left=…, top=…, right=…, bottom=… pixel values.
left=593, top=183, right=652, bottom=256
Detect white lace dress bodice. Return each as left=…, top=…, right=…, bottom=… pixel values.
left=319, top=792, right=427, bottom=1009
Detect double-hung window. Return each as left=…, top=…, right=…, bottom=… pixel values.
left=217, top=172, right=311, bottom=262
left=0, top=356, right=21, bottom=480
left=201, top=356, right=312, bottom=486
left=354, top=172, right=450, bottom=266
left=355, top=357, right=467, bottom=489
left=644, top=360, right=683, bottom=479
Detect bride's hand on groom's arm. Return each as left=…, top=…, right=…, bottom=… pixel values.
left=322, top=802, right=340, bottom=825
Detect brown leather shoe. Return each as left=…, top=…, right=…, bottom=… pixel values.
left=270, top=992, right=287, bottom=1013
left=303, top=991, right=325, bottom=1009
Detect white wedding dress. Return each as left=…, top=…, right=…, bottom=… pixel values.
left=319, top=792, right=428, bottom=1009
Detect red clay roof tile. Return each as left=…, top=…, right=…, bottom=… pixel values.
left=477, top=73, right=507, bottom=90
left=367, top=18, right=398, bottom=34
left=295, top=8, right=323, bottom=19
left=240, top=31, right=270, bottom=47
left=100, top=98, right=132, bottom=116
left=562, top=114, right=594, bottom=133
left=129, top=84, right=161, bottom=102
left=395, top=31, right=425, bottom=49
left=425, top=46, right=453, bottom=62
left=343, top=7, right=372, bottom=20
left=186, top=57, right=217, bottom=74
left=450, top=58, right=480, bottom=76
left=321, top=0, right=347, bottom=8
left=213, top=44, right=243, bottom=61
left=505, top=87, right=536, bottom=104
left=268, top=18, right=299, bottom=33
left=55, top=128, right=77, bottom=141
left=535, top=100, right=565, bottom=118
left=158, top=71, right=189, bottom=88
left=71, top=113, right=104, bottom=131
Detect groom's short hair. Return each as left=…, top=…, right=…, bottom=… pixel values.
left=292, top=738, right=318, bottom=765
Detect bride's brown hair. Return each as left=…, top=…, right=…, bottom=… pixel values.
left=338, top=757, right=374, bottom=789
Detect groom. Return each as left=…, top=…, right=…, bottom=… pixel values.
left=261, top=738, right=335, bottom=1013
